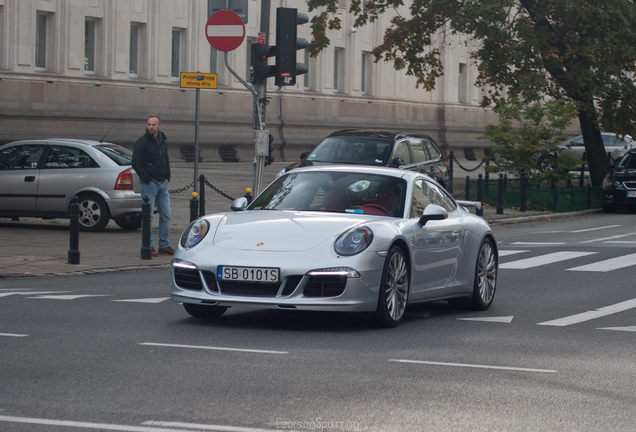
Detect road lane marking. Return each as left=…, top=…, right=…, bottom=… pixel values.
left=578, top=231, right=636, bottom=244
left=389, top=359, right=557, bottom=373
left=0, top=291, right=66, bottom=298
left=0, top=414, right=201, bottom=431
left=457, top=316, right=514, bottom=323
left=538, top=298, right=636, bottom=327
left=571, top=225, right=621, bottom=233
left=0, top=333, right=28, bottom=337
left=113, top=298, right=169, bottom=303
left=510, top=242, right=566, bottom=245
left=29, top=294, right=110, bottom=300
left=144, top=420, right=306, bottom=431
left=500, top=251, right=597, bottom=269
left=567, top=253, right=636, bottom=272
left=498, top=250, right=529, bottom=257
left=140, top=342, right=288, bottom=355
left=597, top=326, right=636, bottom=332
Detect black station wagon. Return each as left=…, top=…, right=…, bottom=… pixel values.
left=282, top=130, right=451, bottom=189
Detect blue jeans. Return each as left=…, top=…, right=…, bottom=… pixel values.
left=140, top=181, right=171, bottom=249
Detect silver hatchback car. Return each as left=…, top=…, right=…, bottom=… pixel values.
left=0, top=139, right=141, bottom=231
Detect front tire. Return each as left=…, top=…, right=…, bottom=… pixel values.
left=114, top=214, right=142, bottom=230
left=470, top=237, right=497, bottom=310
left=76, top=193, right=110, bottom=232
left=183, top=303, right=227, bottom=319
left=374, top=246, right=410, bottom=327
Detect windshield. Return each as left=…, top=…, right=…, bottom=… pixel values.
left=95, top=144, right=133, bottom=166
left=306, top=136, right=393, bottom=166
left=248, top=171, right=407, bottom=217
left=617, top=152, right=636, bottom=170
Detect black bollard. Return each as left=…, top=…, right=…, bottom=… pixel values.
left=190, top=192, right=199, bottom=222
left=520, top=171, right=527, bottom=212
left=464, top=176, right=470, bottom=200
left=68, top=195, right=80, bottom=264
left=476, top=174, right=483, bottom=217
left=496, top=174, right=504, bottom=215
left=198, top=174, right=206, bottom=217
left=140, top=196, right=152, bottom=260
left=244, top=188, right=253, bottom=204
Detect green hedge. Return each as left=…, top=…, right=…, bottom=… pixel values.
left=464, top=180, right=602, bottom=212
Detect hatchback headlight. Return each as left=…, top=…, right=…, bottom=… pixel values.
left=180, top=219, right=210, bottom=248
left=334, top=226, right=373, bottom=256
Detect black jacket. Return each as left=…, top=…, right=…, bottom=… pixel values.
left=132, top=130, right=171, bottom=184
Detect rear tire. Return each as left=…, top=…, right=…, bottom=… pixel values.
left=183, top=303, right=227, bottom=319
left=374, top=246, right=409, bottom=327
left=114, top=214, right=142, bottom=230
left=76, top=193, right=110, bottom=232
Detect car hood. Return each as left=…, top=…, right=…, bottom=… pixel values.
left=212, top=211, right=370, bottom=252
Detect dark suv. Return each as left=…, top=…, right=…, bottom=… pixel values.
left=602, top=149, right=636, bottom=213
left=283, top=130, right=451, bottom=188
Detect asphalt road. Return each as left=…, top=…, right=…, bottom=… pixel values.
left=1, top=213, right=635, bottom=431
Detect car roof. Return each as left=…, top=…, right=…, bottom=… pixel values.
left=286, top=163, right=431, bottom=181
left=0, top=138, right=117, bottom=147
left=327, top=129, right=435, bottom=141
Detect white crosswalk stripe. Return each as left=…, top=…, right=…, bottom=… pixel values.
left=567, top=252, right=636, bottom=272
left=499, top=251, right=597, bottom=269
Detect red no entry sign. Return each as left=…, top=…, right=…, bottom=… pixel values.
left=205, top=10, right=246, bottom=52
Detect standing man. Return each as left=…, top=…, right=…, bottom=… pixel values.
left=132, top=114, right=174, bottom=257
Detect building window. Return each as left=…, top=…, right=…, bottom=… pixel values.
left=129, top=24, right=139, bottom=76
left=0, top=6, right=5, bottom=69
left=458, top=63, right=468, bottom=103
left=334, top=48, right=342, bottom=92
left=171, top=29, right=181, bottom=79
left=361, top=52, right=371, bottom=94
left=84, top=20, right=96, bottom=73
left=35, top=14, right=48, bottom=69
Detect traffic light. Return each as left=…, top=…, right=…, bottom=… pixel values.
left=275, top=7, right=309, bottom=86
left=250, top=43, right=275, bottom=84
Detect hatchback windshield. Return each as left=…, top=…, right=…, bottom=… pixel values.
left=306, top=136, right=393, bottom=166
left=96, top=144, right=133, bottom=166
left=617, top=152, right=636, bottom=170
left=249, top=171, right=407, bottom=217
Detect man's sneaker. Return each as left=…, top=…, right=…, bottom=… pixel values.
left=151, top=248, right=158, bottom=257
left=158, top=246, right=175, bottom=256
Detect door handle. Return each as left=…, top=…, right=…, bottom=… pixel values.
left=24, top=176, right=36, bottom=182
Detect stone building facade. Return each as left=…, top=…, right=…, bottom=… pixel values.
left=0, top=0, right=498, bottom=162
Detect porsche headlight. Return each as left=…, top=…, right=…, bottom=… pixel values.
left=334, top=226, right=373, bottom=256
left=180, top=219, right=210, bottom=249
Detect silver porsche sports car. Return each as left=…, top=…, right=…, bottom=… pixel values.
left=170, top=166, right=498, bottom=327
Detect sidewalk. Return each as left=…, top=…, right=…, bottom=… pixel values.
left=0, top=160, right=598, bottom=278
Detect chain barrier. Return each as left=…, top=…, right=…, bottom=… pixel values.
left=168, top=182, right=194, bottom=195
left=168, top=178, right=236, bottom=201
left=450, top=152, right=486, bottom=172
left=202, top=176, right=235, bottom=201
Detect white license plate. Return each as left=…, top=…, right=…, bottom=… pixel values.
left=627, top=191, right=636, bottom=198
left=217, top=266, right=279, bottom=283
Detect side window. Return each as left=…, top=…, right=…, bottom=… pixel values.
left=0, top=145, right=45, bottom=170
left=411, top=179, right=456, bottom=217
left=394, top=140, right=411, bottom=165
left=424, top=139, right=441, bottom=159
left=42, top=146, right=99, bottom=168
left=410, top=139, right=429, bottom=163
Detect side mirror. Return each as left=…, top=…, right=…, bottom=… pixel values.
left=418, top=204, right=448, bottom=225
left=300, top=152, right=309, bottom=160
left=231, top=197, right=249, bottom=212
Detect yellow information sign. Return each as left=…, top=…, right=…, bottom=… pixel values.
left=180, top=72, right=218, bottom=89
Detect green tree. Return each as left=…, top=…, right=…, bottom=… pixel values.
left=306, top=0, right=636, bottom=186
left=481, top=98, right=580, bottom=184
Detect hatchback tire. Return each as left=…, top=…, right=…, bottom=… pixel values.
left=76, top=193, right=110, bottom=232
